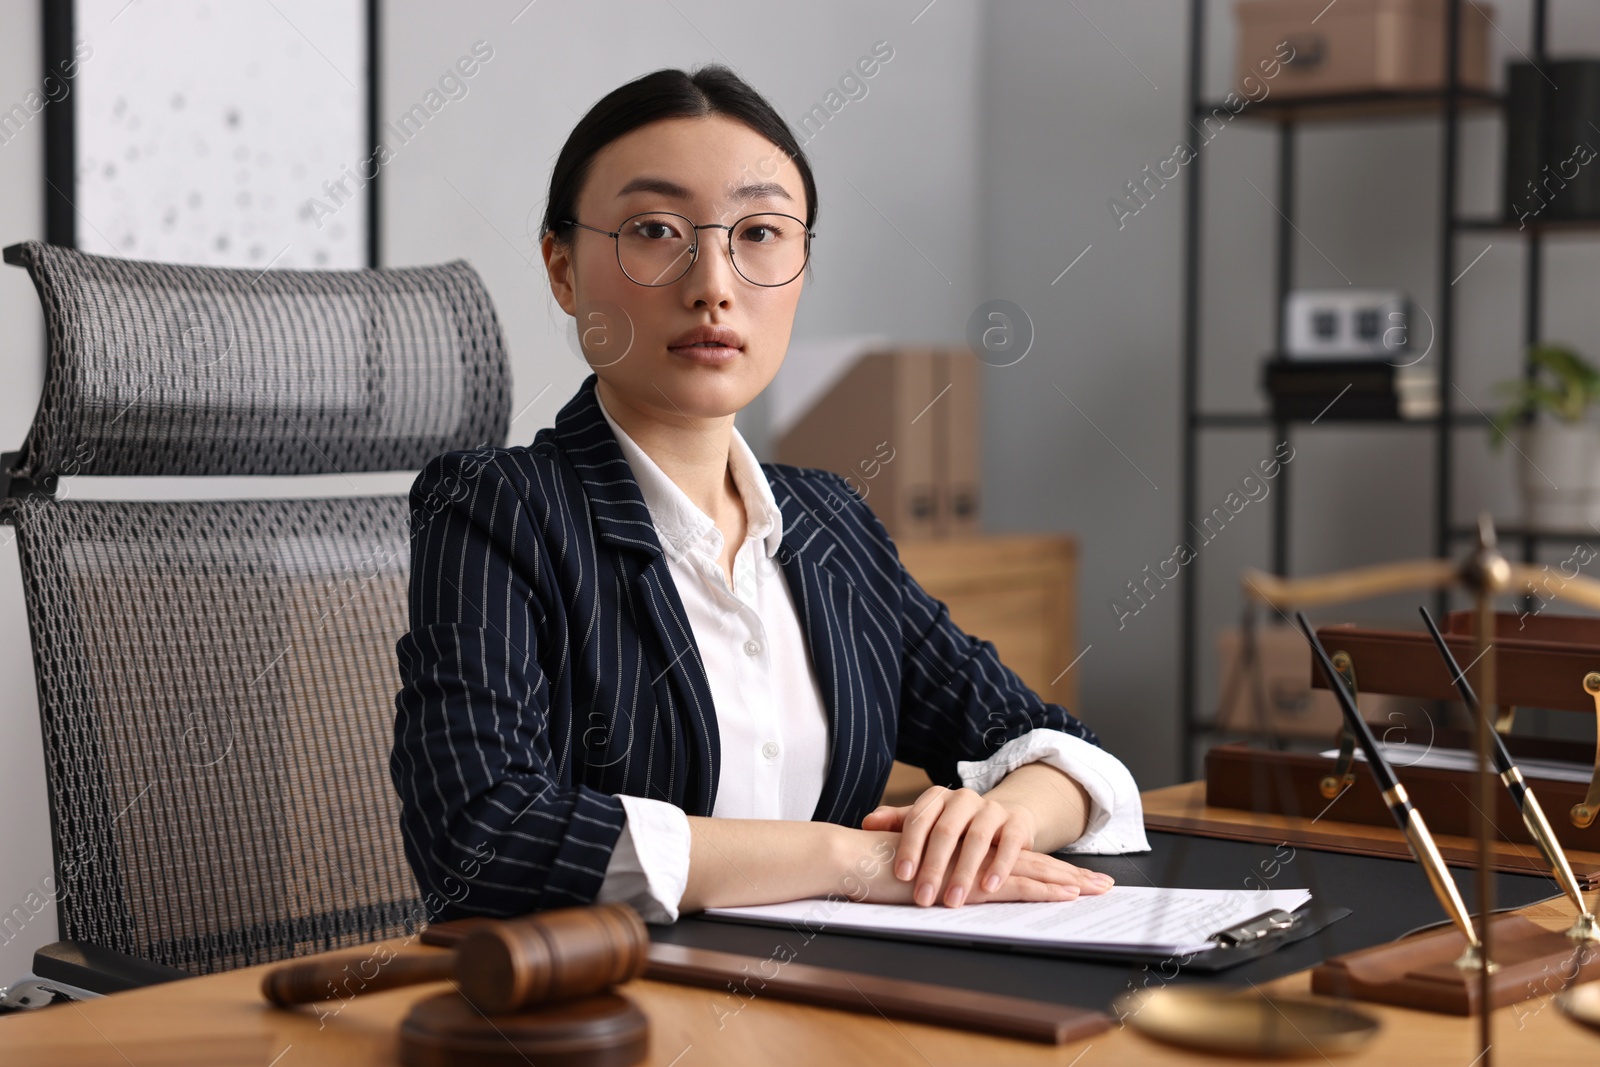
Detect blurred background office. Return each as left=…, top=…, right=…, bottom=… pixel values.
left=2, top=0, right=1599, bottom=982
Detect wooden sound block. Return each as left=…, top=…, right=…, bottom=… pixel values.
left=1311, top=913, right=1600, bottom=1015
left=399, top=990, right=649, bottom=1067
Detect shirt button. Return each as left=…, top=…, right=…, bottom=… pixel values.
left=744, top=639, right=762, bottom=656
left=762, top=741, right=780, bottom=759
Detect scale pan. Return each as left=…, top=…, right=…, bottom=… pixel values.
left=1558, top=983, right=1600, bottom=1035
left=1114, top=987, right=1380, bottom=1058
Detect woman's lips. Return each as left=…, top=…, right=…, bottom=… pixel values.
left=667, top=341, right=740, bottom=365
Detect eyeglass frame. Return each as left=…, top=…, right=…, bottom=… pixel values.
left=559, top=210, right=816, bottom=288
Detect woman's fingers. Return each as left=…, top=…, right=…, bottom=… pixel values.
left=885, top=786, right=1115, bottom=906
left=977, top=818, right=1031, bottom=894
left=972, top=874, right=1082, bottom=903
left=1008, top=851, right=1115, bottom=894
left=860, top=804, right=912, bottom=832
left=907, top=790, right=985, bottom=906
left=892, top=787, right=950, bottom=882
left=942, top=805, right=1011, bottom=907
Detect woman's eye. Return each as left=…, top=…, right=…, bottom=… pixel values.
left=741, top=224, right=780, bottom=244
left=631, top=218, right=681, bottom=240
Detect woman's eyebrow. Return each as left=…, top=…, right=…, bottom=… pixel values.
left=615, top=176, right=793, bottom=203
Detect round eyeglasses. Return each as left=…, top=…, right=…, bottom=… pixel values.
left=562, top=211, right=815, bottom=288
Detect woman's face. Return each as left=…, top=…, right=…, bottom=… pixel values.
left=542, top=115, right=809, bottom=424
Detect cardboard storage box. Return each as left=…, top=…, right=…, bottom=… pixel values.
left=1235, top=0, right=1493, bottom=98
left=1215, top=623, right=1420, bottom=739
left=775, top=347, right=980, bottom=541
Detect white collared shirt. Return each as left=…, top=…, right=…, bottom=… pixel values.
left=591, top=391, right=1147, bottom=923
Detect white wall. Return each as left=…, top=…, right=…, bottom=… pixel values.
left=0, top=0, right=59, bottom=985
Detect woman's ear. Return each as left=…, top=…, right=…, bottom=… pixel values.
left=540, top=231, right=578, bottom=317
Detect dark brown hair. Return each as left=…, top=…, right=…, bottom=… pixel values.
left=539, top=65, right=818, bottom=244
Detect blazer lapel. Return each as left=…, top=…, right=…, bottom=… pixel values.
left=772, top=487, right=891, bottom=828
left=551, top=374, right=721, bottom=817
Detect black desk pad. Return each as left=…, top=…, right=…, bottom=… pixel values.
left=648, top=831, right=1563, bottom=1011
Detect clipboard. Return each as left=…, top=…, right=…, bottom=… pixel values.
left=700, top=901, right=1351, bottom=973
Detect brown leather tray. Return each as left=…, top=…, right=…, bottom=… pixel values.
left=1206, top=743, right=1600, bottom=858
left=1147, top=780, right=1600, bottom=883
left=1310, top=610, right=1600, bottom=712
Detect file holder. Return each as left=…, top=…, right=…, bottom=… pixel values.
left=695, top=901, right=1349, bottom=973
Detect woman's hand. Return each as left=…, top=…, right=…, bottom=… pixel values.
left=860, top=785, right=1113, bottom=907
left=840, top=826, right=1111, bottom=908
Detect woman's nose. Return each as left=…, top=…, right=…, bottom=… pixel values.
left=681, top=234, right=737, bottom=307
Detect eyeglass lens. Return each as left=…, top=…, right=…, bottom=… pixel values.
left=616, top=212, right=808, bottom=287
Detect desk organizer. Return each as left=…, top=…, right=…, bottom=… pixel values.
left=1206, top=611, right=1600, bottom=855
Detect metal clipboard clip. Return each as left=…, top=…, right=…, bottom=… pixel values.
left=1212, top=908, right=1299, bottom=948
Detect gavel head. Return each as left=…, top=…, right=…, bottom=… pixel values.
left=453, top=902, right=650, bottom=1014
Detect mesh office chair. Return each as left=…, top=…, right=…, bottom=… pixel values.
left=0, top=240, right=510, bottom=986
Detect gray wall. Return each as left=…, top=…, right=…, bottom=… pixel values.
left=2, top=0, right=1598, bottom=982
left=378, top=0, right=988, bottom=448
left=0, top=0, right=55, bottom=986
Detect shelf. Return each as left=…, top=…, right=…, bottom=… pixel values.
left=1193, top=87, right=1502, bottom=124
left=1177, top=0, right=1550, bottom=781
left=1194, top=411, right=1492, bottom=429
left=1448, top=523, right=1600, bottom=543
left=1456, top=216, right=1600, bottom=236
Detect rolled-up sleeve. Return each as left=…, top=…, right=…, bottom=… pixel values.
left=390, top=450, right=627, bottom=922
left=595, top=794, right=693, bottom=924
left=957, top=728, right=1149, bottom=853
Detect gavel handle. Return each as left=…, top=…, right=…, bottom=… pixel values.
left=262, top=950, right=454, bottom=1007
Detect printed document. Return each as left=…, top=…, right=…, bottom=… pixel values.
left=704, top=886, right=1311, bottom=955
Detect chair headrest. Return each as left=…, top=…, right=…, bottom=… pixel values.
left=4, top=241, right=511, bottom=478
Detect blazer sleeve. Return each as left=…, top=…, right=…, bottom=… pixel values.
left=822, top=472, right=1104, bottom=790
left=390, top=449, right=627, bottom=921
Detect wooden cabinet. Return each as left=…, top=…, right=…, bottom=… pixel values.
left=878, top=534, right=1079, bottom=807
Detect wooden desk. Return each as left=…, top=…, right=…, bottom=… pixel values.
left=5, top=784, right=1599, bottom=1066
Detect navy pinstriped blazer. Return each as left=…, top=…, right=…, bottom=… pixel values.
left=390, top=373, right=1101, bottom=921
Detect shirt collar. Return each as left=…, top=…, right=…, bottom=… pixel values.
left=595, top=386, right=784, bottom=564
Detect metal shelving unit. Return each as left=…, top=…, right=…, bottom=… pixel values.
left=1178, top=0, right=1597, bottom=776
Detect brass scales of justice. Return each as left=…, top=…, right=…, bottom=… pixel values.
left=1118, top=516, right=1600, bottom=1061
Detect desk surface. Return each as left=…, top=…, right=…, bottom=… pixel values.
left=5, top=782, right=1599, bottom=1066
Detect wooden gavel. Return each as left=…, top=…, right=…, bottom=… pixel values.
left=262, top=902, right=648, bottom=1015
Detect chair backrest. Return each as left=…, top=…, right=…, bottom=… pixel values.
left=2, top=240, right=510, bottom=974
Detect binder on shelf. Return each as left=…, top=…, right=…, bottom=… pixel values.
left=1548, top=59, right=1600, bottom=220
left=1503, top=58, right=1600, bottom=224
left=1261, top=356, right=1438, bottom=421
left=1503, top=61, right=1545, bottom=223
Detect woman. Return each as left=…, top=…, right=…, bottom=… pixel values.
left=390, top=65, right=1146, bottom=926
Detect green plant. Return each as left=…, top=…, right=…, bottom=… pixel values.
left=1489, top=343, right=1600, bottom=450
